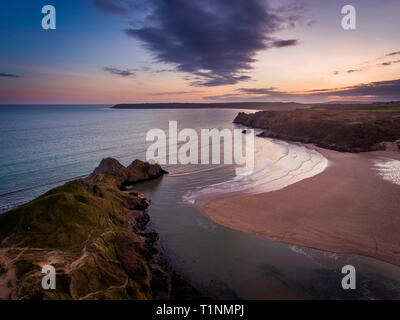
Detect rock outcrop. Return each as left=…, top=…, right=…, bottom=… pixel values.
left=376, top=140, right=400, bottom=152
left=0, top=158, right=203, bottom=300
left=91, top=158, right=167, bottom=188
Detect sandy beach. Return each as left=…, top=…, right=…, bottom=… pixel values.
left=202, top=145, right=400, bottom=267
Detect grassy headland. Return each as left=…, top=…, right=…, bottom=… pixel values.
left=0, top=158, right=205, bottom=300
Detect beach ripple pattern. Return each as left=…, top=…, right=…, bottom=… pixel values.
left=184, top=138, right=328, bottom=204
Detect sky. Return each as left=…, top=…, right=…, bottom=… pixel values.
left=0, top=0, right=399, bottom=104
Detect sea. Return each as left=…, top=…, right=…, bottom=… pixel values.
left=0, top=104, right=399, bottom=299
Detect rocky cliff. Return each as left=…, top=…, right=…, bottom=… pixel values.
left=0, top=159, right=204, bottom=300
left=234, top=105, right=400, bottom=152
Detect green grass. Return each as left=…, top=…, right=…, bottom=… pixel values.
left=0, top=178, right=126, bottom=249
left=350, top=107, right=400, bottom=113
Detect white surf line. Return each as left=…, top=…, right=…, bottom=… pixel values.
left=374, top=158, right=400, bottom=186
left=183, top=138, right=328, bottom=204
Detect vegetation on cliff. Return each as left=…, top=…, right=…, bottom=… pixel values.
left=234, top=103, right=400, bottom=152
left=0, top=158, right=204, bottom=300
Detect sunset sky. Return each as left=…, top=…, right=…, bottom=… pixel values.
left=1, top=0, right=399, bottom=104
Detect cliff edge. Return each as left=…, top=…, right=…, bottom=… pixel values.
left=0, top=158, right=204, bottom=300
left=234, top=105, right=400, bottom=152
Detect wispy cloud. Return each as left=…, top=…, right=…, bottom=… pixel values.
left=148, top=90, right=203, bottom=96
left=237, top=87, right=281, bottom=95
left=306, top=79, right=400, bottom=98
left=378, top=59, right=400, bottom=67
left=0, top=72, right=20, bottom=78
left=205, top=78, right=400, bottom=102
left=385, top=51, right=400, bottom=57
left=347, top=68, right=364, bottom=74
left=335, top=50, right=400, bottom=75
left=307, top=19, right=317, bottom=27
left=103, top=67, right=136, bottom=77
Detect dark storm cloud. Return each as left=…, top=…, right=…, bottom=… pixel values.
left=0, top=72, right=20, bottom=78
left=271, top=39, right=299, bottom=48
left=103, top=67, right=136, bottom=77
left=93, top=0, right=302, bottom=87
left=205, top=79, right=400, bottom=101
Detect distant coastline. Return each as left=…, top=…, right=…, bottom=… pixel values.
left=111, top=102, right=306, bottom=110
left=111, top=101, right=400, bottom=111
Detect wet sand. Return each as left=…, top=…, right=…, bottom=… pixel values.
left=202, top=146, right=400, bottom=267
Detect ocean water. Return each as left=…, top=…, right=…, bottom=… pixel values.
left=0, top=105, right=325, bottom=211
left=1, top=105, right=399, bottom=299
